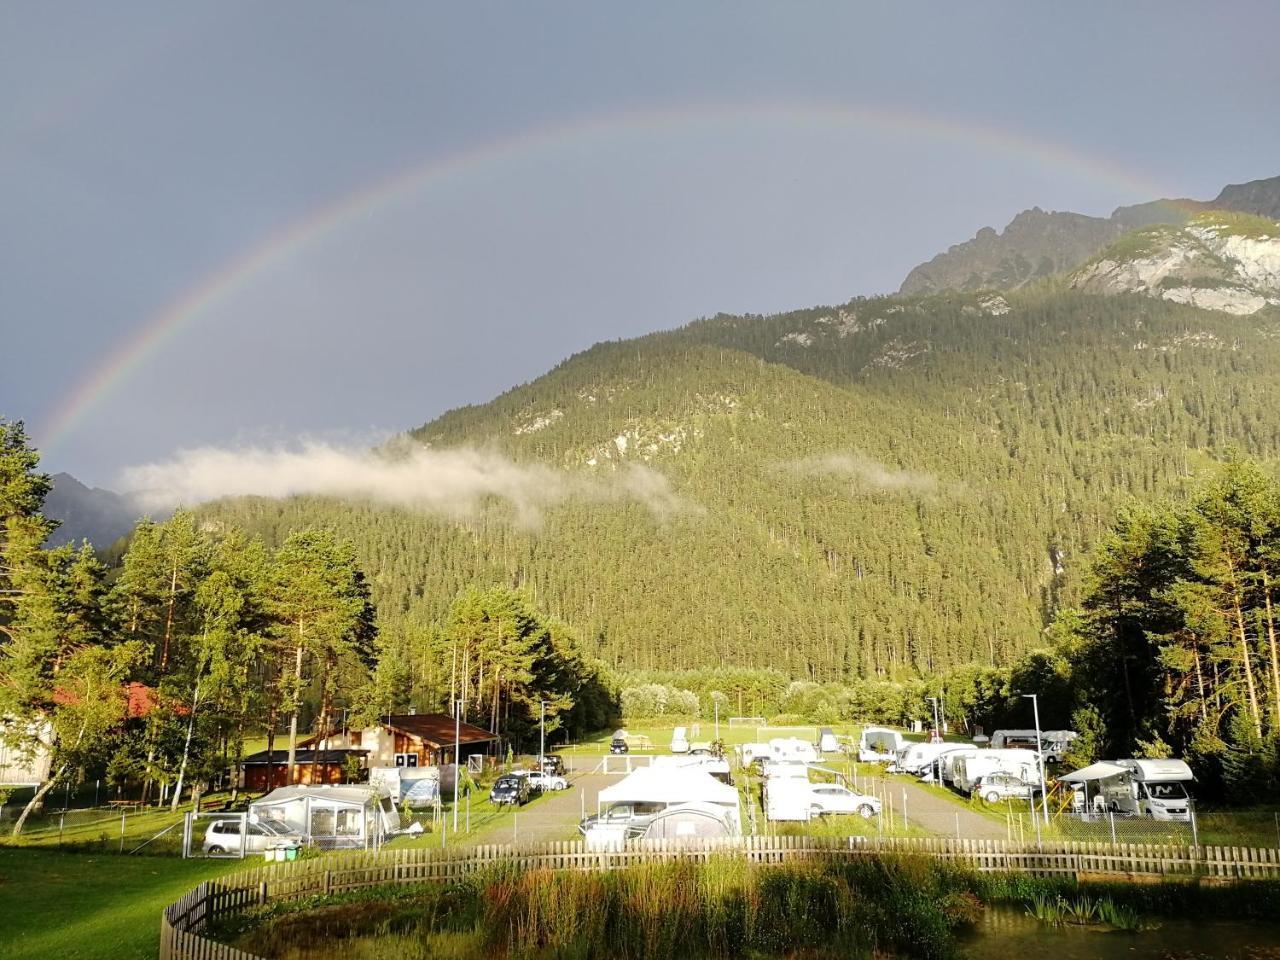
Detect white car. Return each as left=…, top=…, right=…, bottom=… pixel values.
left=807, top=785, right=881, bottom=818
left=528, top=771, right=569, bottom=791
left=203, top=818, right=301, bottom=855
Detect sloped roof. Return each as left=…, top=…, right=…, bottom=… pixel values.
left=379, top=713, right=497, bottom=747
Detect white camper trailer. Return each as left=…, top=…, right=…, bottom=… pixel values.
left=764, top=776, right=815, bottom=822
left=816, top=727, right=839, bottom=754
left=895, top=742, right=965, bottom=779
left=736, top=742, right=772, bottom=766
left=858, top=727, right=904, bottom=763
left=951, top=749, right=1041, bottom=795
left=938, top=747, right=982, bottom=786
left=670, top=727, right=690, bottom=754
left=770, top=737, right=818, bottom=764
left=1061, top=759, right=1193, bottom=822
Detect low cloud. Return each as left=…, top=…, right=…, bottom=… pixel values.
left=120, top=441, right=688, bottom=525
left=780, top=452, right=939, bottom=494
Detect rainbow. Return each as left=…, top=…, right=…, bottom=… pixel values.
left=37, top=98, right=1181, bottom=452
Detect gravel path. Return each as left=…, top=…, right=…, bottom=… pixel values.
left=871, top=773, right=1009, bottom=841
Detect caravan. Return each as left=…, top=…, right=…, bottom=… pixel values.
left=951, top=749, right=1041, bottom=795
left=858, top=727, right=904, bottom=763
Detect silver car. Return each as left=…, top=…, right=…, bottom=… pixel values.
left=974, top=772, right=1039, bottom=804
left=203, top=818, right=301, bottom=855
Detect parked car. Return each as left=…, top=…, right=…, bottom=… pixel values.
left=578, top=801, right=663, bottom=835
left=610, top=737, right=629, bottom=754
left=974, top=772, right=1039, bottom=804
left=203, top=818, right=301, bottom=855
left=806, top=784, right=881, bottom=819
left=529, top=771, right=569, bottom=791
left=541, top=754, right=565, bottom=775
left=490, top=774, right=531, bottom=805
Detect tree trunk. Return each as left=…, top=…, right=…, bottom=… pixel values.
left=170, top=676, right=202, bottom=812
left=1263, top=571, right=1280, bottom=727
left=13, top=765, right=67, bottom=836
left=159, top=558, right=179, bottom=672
left=1232, top=597, right=1263, bottom=737
left=285, top=620, right=305, bottom=784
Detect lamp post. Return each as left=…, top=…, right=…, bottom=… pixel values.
left=452, top=699, right=462, bottom=833
left=927, top=697, right=942, bottom=783
left=1023, top=693, right=1050, bottom=824
left=714, top=697, right=720, bottom=742
left=539, top=699, right=546, bottom=775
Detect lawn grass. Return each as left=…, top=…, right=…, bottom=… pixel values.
left=0, top=847, right=242, bottom=960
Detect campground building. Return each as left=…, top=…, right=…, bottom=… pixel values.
left=239, top=713, right=498, bottom=789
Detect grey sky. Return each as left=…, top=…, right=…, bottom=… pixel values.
left=3, top=2, right=1277, bottom=485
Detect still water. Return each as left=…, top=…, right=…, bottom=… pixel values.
left=960, top=910, right=1280, bottom=960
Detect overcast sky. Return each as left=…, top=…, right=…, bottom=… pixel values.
left=3, top=2, right=1278, bottom=486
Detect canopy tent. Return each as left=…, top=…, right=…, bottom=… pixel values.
left=599, top=766, right=738, bottom=808
left=1057, top=761, right=1129, bottom=783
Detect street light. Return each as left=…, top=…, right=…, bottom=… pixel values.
left=1022, top=693, right=1050, bottom=824
left=539, top=699, right=546, bottom=776
left=926, top=697, right=942, bottom=783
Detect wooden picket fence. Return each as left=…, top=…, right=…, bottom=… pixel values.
left=159, top=835, right=1280, bottom=960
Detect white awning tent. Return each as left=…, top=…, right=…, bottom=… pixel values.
left=250, top=785, right=398, bottom=849
left=1057, top=761, right=1129, bottom=783
left=598, top=766, right=738, bottom=807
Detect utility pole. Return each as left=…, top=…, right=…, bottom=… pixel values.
left=1023, top=693, right=1050, bottom=824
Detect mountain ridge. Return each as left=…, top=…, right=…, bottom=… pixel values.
left=899, top=174, right=1280, bottom=295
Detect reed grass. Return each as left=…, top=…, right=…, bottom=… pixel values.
left=225, top=856, right=1280, bottom=959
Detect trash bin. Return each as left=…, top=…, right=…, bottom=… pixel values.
left=285, top=845, right=298, bottom=861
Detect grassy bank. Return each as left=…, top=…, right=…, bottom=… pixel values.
left=0, top=848, right=241, bottom=960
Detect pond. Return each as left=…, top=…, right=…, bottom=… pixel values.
left=960, top=910, right=1280, bottom=960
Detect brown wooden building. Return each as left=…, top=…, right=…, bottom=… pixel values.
left=316, top=713, right=498, bottom=770
left=239, top=748, right=367, bottom=792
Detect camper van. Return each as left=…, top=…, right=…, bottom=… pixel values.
left=858, top=727, right=904, bottom=763
left=770, top=737, right=818, bottom=764
left=816, top=727, right=839, bottom=754
left=1041, top=730, right=1078, bottom=764
left=951, top=749, right=1041, bottom=796
left=1102, top=759, right=1194, bottom=821
left=670, top=727, right=690, bottom=754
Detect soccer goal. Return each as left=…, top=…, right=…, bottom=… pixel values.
left=727, top=716, right=766, bottom=727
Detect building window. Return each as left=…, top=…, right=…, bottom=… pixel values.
left=395, top=753, right=418, bottom=768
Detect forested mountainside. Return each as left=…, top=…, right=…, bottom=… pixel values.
left=43, top=472, right=143, bottom=547
left=898, top=173, right=1280, bottom=295
left=200, top=287, right=1280, bottom=683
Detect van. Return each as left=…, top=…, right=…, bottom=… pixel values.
left=1101, top=759, right=1193, bottom=821
left=670, top=727, right=690, bottom=754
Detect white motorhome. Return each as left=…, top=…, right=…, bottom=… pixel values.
left=1060, top=759, right=1194, bottom=822
left=952, top=749, right=1041, bottom=795
left=1107, top=759, right=1194, bottom=821
left=1041, top=730, right=1078, bottom=763
left=670, top=727, right=690, bottom=754
left=858, top=727, right=904, bottom=763
left=770, top=737, right=818, bottom=764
